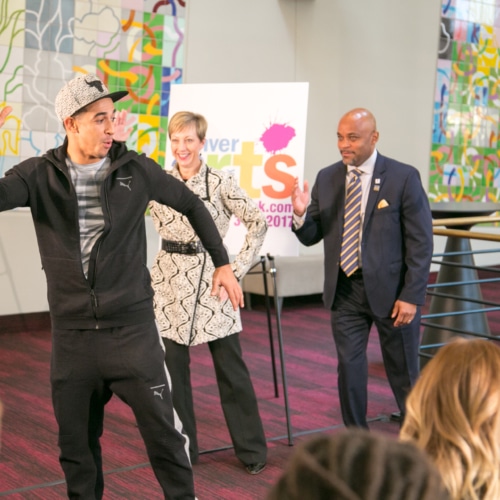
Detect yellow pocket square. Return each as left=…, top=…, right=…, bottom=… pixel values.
left=377, top=199, right=389, bottom=209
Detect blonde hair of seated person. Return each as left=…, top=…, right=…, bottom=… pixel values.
left=400, top=338, right=500, bottom=500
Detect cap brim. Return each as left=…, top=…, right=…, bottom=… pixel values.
left=109, top=90, right=129, bottom=103
left=72, top=90, right=129, bottom=117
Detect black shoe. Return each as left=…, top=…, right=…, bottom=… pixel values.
left=245, top=462, right=266, bottom=475
left=390, top=411, right=402, bottom=422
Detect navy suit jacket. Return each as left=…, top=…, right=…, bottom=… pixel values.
left=293, top=153, right=433, bottom=317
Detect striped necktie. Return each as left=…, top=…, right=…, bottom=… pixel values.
left=340, top=168, right=362, bottom=277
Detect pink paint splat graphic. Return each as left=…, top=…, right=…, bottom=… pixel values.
left=260, top=123, right=296, bottom=154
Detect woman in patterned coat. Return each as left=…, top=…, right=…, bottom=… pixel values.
left=149, top=111, right=268, bottom=475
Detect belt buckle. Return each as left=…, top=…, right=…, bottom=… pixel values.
left=188, top=241, right=197, bottom=254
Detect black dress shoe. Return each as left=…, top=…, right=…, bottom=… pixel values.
left=245, top=462, right=266, bottom=475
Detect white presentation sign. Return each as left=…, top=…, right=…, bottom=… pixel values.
left=167, top=82, right=309, bottom=257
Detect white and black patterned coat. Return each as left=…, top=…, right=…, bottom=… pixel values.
left=149, top=162, right=267, bottom=346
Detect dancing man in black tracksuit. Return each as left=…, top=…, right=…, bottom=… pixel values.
left=0, top=74, right=244, bottom=499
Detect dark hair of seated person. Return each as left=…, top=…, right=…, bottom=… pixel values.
left=267, top=428, right=449, bottom=500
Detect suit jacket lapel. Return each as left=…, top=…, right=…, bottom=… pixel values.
left=334, top=163, right=347, bottom=222
left=364, top=154, right=386, bottom=228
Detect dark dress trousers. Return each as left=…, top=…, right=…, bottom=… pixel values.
left=293, top=153, right=433, bottom=427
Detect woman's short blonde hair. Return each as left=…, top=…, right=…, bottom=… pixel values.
left=401, top=338, right=500, bottom=500
left=168, top=111, right=207, bottom=141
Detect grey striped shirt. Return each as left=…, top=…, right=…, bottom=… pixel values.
left=67, top=157, right=110, bottom=277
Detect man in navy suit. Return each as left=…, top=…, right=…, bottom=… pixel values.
left=291, top=108, right=433, bottom=428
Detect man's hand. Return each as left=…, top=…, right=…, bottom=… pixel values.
left=113, top=109, right=134, bottom=142
left=212, top=264, right=244, bottom=311
left=391, top=300, right=417, bottom=327
left=291, top=177, right=309, bottom=216
left=0, top=106, right=12, bottom=128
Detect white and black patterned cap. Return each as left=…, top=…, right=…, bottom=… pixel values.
left=55, top=73, right=128, bottom=121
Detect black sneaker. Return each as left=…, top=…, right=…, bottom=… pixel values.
left=245, top=462, right=266, bottom=475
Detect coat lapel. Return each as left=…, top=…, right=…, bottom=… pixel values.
left=333, top=163, right=347, bottom=220
left=363, top=154, right=386, bottom=228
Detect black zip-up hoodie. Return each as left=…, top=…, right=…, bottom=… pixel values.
left=0, top=139, right=229, bottom=329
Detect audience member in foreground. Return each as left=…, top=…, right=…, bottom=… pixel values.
left=267, top=428, right=449, bottom=500
left=401, top=338, right=500, bottom=500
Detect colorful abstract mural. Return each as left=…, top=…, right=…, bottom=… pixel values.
left=431, top=0, right=500, bottom=202
left=0, top=0, right=185, bottom=176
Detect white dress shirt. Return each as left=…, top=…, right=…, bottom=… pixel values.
left=347, top=149, right=377, bottom=231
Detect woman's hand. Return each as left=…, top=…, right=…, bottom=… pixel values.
left=0, top=106, right=13, bottom=128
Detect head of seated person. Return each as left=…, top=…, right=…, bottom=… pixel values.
left=267, top=428, right=448, bottom=500
left=401, top=337, right=500, bottom=500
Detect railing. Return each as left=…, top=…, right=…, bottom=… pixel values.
left=419, top=216, right=500, bottom=364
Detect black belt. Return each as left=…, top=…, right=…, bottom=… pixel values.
left=162, top=239, right=206, bottom=255
left=161, top=239, right=206, bottom=255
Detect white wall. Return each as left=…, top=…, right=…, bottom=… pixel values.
left=0, top=211, right=160, bottom=315
left=184, top=0, right=442, bottom=255
left=185, top=0, right=442, bottom=190
left=0, top=211, right=48, bottom=315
